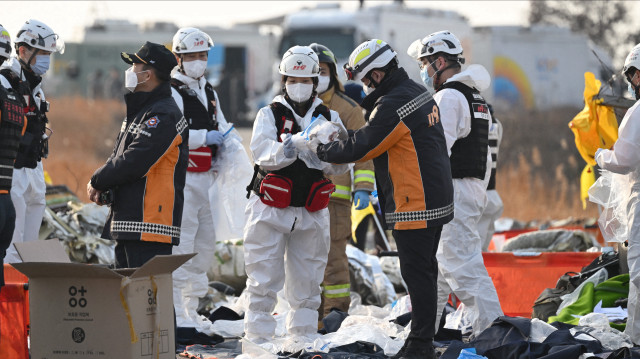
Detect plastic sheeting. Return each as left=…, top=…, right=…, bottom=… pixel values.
left=209, top=121, right=252, bottom=243
left=346, top=245, right=396, bottom=307
left=208, top=240, right=247, bottom=293
left=589, top=170, right=632, bottom=243
left=502, top=229, right=600, bottom=253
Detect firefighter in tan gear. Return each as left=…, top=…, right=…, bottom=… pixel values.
left=309, top=43, right=375, bottom=318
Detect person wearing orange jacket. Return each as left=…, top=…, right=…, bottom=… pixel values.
left=309, top=43, right=375, bottom=318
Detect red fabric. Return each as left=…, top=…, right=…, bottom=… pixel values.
left=187, top=147, right=212, bottom=172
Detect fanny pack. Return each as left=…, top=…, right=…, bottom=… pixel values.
left=304, top=178, right=335, bottom=212
left=259, top=173, right=293, bottom=208
left=187, top=147, right=212, bottom=172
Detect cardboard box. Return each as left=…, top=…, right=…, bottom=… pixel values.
left=13, top=240, right=194, bottom=359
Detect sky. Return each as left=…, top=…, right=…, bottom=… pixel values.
left=1, top=1, right=532, bottom=42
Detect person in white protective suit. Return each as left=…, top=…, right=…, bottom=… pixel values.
left=1, top=20, right=64, bottom=263
left=243, top=45, right=351, bottom=345
left=169, top=27, right=235, bottom=336
left=478, top=104, right=504, bottom=251
left=595, top=43, right=640, bottom=345
left=408, top=30, right=503, bottom=336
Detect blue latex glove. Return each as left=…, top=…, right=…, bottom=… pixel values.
left=282, top=133, right=297, bottom=158
left=353, top=190, right=370, bottom=210
left=206, top=130, right=224, bottom=146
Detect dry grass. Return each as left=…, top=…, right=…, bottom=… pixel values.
left=43, top=97, right=124, bottom=202
left=496, top=106, right=601, bottom=221
left=43, top=97, right=600, bottom=221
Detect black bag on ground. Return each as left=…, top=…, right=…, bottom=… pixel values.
left=531, top=272, right=579, bottom=321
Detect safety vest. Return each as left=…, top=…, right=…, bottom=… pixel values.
left=170, top=78, right=218, bottom=172
left=248, top=102, right=331, bottom=207
left=0, top=68, right=49, bottom=169
left=441, top=81, right=489, bottom=180
left=0, top=85, right=25, bottom=191
left=487, top=117, right=500, bottom=190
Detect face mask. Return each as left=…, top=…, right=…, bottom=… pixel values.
left=285, top=83, right=313, bottom=103
left=316, top=75, right=330, bottom=94
left=362, top=82, right=374, bottom=96
left=31, top=55, right=50, bottom=75
left=183, top=59, right=207, bottom=79
left=420, top=60, right=437, bottom=93
left=125, top=68, right=149, bottom=92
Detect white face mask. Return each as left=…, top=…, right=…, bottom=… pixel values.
left=182, top=59, right=207, bottom=79
left=125, top=68, right=149, bottom=92
left=285, top=82, right=314, bottom=103
left=316, top=75, right=330, bottom=94
left=362, top=82, right=374, bottom=96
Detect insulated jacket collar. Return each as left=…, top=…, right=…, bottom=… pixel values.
left=360, top=68, right=410, bottom=112
left=1, top=57, right=42, bottom=90
left=125, top=82, right=173, bottom=119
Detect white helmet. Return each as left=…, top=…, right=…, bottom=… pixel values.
left=172, top=27, right=213, bottom=54
left=623, top=43, right=640, bottom=76
left=279, top=45, right=319, bottom=78
left=15, top=19, right=64, bottom=54
left=344, top=39, right=398, bottom=82
left=407, top=30, right=463, bottom=61
left=0, top=25, right=11, bottom=59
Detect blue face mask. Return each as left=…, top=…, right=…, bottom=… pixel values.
left=420, top=60, right=437, bottom=93
left=31, top=55, right=50, bottom=75
left=629, top=84, right=639, bottom=100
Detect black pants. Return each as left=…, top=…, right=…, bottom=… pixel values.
left=393, top=226, right=442, bottom=346
left=0, top=194, right=16, bottom=288
left=114, top=240, right=173, bottom=269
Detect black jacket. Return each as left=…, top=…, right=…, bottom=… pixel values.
left=91, top=83, right=189, bottom=244
left=317, top=68, right=454, bottom=230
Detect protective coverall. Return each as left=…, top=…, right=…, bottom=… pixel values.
left=0, top=57, right=47, bottom=263
left=170, top=71, right=227, bottom=331
left=433, top=64, right=503, bottom=336
left=244, top=95, right=350, bottom=343
left=319, top=83, right=375, bottom=317
left=595, top=99, right=640, bottom=344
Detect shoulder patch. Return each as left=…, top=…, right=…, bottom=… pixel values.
left=176, top=116, right=188, bottom=133
left=336, top=92, right=359, bottom=108
left=145, top=116, right=160, bottom=128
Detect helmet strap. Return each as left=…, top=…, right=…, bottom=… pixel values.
left=18, top=46, right=39, bottom=74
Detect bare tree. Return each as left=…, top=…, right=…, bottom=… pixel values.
left=528, top=0, right=629, bottom=58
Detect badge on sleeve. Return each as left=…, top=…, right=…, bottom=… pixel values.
left=145, top=116, right=160, bottom=128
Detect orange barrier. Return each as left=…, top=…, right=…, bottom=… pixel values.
left=489, top=225, right=604, bottom=252
left=483, top=252, right=600, bottom=318
left=0, top=264, right=29, bottom=359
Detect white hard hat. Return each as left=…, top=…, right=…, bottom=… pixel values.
left=172, top=27, right=213, bottom=54
left=623, top=43, right=640, bottom=76
left=408, top=30, right=463, bottom=60
left=344, top=39, right=397, bottom=82
left=0, top=25, right=11, bottom=59
left=15, top=19, right=64, bottom=54
left=279, top=45, right=319, bottom=78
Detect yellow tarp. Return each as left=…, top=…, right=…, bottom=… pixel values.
left=580, top=164, right=596, bottom=210
left=568, top=72, right=619, bottom=166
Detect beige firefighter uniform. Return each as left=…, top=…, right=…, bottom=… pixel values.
left=320, top=83, right=375, bottom=317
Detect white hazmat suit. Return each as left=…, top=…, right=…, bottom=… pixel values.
left=595, top=99, right=640, bottom=344
left=433, top=64, right=503, bottom=336
left=1, top=57, right=47, bottom=263
left=244, top=95, right=350, bottom=343
left=170, top=71, right=252, bottom=332
left=479, top=118, right=504, bottom=251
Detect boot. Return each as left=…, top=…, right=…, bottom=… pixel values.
left=399, top=345, right=437, bottom=359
